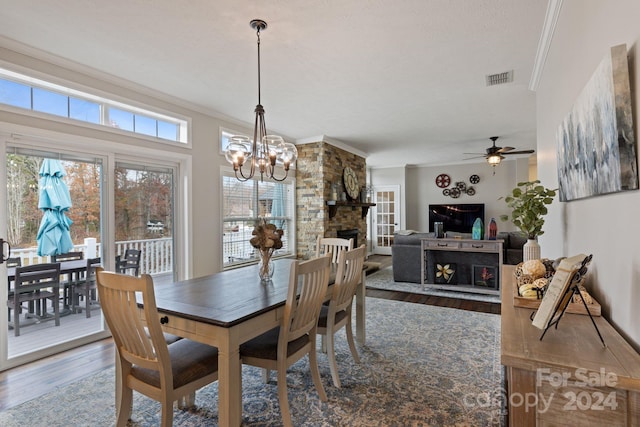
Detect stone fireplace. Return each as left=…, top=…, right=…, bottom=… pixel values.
left=337, top=228, right=359, bottom=247
left=295, top=138, right=368, bottom=259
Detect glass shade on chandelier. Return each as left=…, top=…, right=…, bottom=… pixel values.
left=224, top=19, right=298, bottom=182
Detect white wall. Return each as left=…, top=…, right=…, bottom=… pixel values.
left=369, top=166, right=407, bottom=229
left=536, top=0, right=640, bottom=349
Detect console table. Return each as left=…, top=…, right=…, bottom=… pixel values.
left=420, top=237, right=502, bottom=295
left=501, top=265, right=640, bottom=426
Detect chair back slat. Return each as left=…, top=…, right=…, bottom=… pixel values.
left=96, top=269, right=171, bottom=376
left=6, top=257, right=21, bottom=268
left=332, top=245, right=367, bottom=313
left=284, top=254, right=331, bottom=342
left=52, top=251, right=84, bottom=262
left=316, top=237, right=353, bottom=265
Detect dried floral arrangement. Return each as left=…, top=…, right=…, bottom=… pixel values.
left=251, top=218, right=284, bottom=278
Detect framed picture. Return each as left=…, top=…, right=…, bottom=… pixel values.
left=556, top=44, right=638, bottom=201
left=472, top=265, right=497, bottom=289
left=434, top=263, right=457, bottom=285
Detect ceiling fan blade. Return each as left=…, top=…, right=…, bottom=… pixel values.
left=463, top=155, right=487, bottom=160
left=502, top=149, right=535, bottom=155
left=463, top=152, right=485, bottom=155
left=496, top=146, right=515, bottom=153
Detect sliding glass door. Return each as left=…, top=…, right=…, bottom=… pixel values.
left=4, top=148, right=108, bottom=361
left=114, top=162, right=175, bottom=285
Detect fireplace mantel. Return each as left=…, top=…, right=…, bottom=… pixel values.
left=326, top=201, right=376, bottom=219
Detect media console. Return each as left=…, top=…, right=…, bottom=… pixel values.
left=420, top=237, right=502, bottom=295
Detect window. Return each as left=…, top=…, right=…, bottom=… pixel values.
left=0, top=68, right=188, bottom=144
left=222, top=173, right=295, bottom=268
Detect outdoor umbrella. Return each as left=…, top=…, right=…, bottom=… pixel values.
left=36, top=159, right=74, bottom=256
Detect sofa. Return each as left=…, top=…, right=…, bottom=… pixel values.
left=391, top=230, right=526, bottom=283
left=496, top=231, right=527, bottom=265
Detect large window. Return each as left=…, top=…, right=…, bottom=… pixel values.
left=222, top=173, right=295, bottom=268
left=0, top=68, right=188, bottom=143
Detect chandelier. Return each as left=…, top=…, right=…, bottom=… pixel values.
left=224, top=19, right=298, bottom=182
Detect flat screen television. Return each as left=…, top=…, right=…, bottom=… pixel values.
left=428, top=203, right=485, bottom=234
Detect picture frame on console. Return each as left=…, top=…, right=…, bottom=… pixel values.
left=472, top=265, right=498, bottom=289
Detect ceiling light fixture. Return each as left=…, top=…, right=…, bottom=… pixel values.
left=224, top=19, right=297, bottom=182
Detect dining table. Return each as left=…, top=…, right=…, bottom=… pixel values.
left=135, top=258, right=367, bottom=426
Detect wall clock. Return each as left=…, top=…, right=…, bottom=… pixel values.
left=435, top=173, right=451, bottom=188
left=343, top=167, right=360, bottom=200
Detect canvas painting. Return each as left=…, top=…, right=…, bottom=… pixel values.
left=556, top=44, right=638, bottom=202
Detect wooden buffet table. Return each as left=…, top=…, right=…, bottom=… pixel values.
left=501, top=265, right=640, bottom=426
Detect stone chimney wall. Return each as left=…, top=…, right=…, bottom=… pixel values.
left=296, top=139, right=367, bottom=259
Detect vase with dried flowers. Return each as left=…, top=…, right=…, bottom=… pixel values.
left=250, top=218, right=284, bottom=282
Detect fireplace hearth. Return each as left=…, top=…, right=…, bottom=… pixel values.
left=337, top=228, right=359, bottom=247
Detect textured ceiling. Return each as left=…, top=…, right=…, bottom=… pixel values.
left=0, top=0, right=547, bottom=167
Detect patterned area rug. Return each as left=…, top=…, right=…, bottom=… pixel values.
left=0, top=298, right=503, bottom=426
left=367, top=266, right=501, bottom=304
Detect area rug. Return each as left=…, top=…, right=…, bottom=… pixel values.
left=367, top=266, right=501, bottom=304
left=0, top=298, right=503, bottom=426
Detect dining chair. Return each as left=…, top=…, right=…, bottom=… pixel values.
left=317, top=244, right=366, bottom=388
left=240, top=254, right=331, bottom=427
left=71, top=257, right=101, bottom=317
left=315, top=236, right=354, bottom=267
left=116, top=249, right=141, bottom=276
left=96, top=268, right=219, bottom=427
left=8, top=263, right=61, bottom=336
left=52, top=251, right=84, bottom=307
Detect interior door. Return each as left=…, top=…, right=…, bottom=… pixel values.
left=372, top=185, right=400, bottom=255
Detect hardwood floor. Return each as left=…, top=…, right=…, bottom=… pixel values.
left=0, top=255, right=500, bottom=411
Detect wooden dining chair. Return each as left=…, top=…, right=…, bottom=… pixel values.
left=316, top=236, right=354, bottom=267
left=317, top=244, right=366, bottom=388
left=240, top=254, right=331, bottom=427
left=8, top=263, right=60, bottom=336
left=72, top=257, right=101, bottom=317
left=116, top=249, right=141, bottom=276
left=96, top=268, right=219, bottom=427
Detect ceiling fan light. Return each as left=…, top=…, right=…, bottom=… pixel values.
left=487, top=154, right=503, bottom=165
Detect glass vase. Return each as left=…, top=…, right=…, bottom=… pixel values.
left=258, top=253, right=274, bottom=283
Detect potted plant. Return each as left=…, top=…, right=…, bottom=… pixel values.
left=500, top=180, right=557, bottom=261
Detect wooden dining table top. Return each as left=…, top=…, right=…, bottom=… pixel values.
left=148, top=258, right=300, bottom=328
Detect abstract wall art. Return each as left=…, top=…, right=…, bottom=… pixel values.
left=556, top=44, right=637, bottom=202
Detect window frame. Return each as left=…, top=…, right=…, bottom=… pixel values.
left=221, top=168, right=296, bottom=270
left=0, top=67, right=190, bottom=146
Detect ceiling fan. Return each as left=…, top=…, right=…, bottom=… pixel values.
left=464, top=136, right=535, bottom=172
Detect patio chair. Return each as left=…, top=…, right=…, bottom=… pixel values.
left=240, top=254, right=331, bottom=427
left=96, top=268, right=219, bottom=426
left=6, top=257, right=21, bottom=321
left=71, top=257, right=101, bottom=318
left=52, top=251, right=84, bottom=307
left=317, top=245, right=366, bottom=387
left=116, top=249, right=141, bottom=276
left=8, top=263, right=61, bottom=336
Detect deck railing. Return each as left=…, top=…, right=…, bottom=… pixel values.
left=9, top=237, right=173, bottom=276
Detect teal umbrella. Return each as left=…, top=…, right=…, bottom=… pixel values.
left=37, top=159, right=74, bottom=256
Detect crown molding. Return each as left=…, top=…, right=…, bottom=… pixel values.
left=529, top=0, right=564, bottom=91
left=295, top=135, right=368, bottom=158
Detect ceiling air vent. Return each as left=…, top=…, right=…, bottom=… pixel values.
left=486, top=70, right=513, bottom=86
